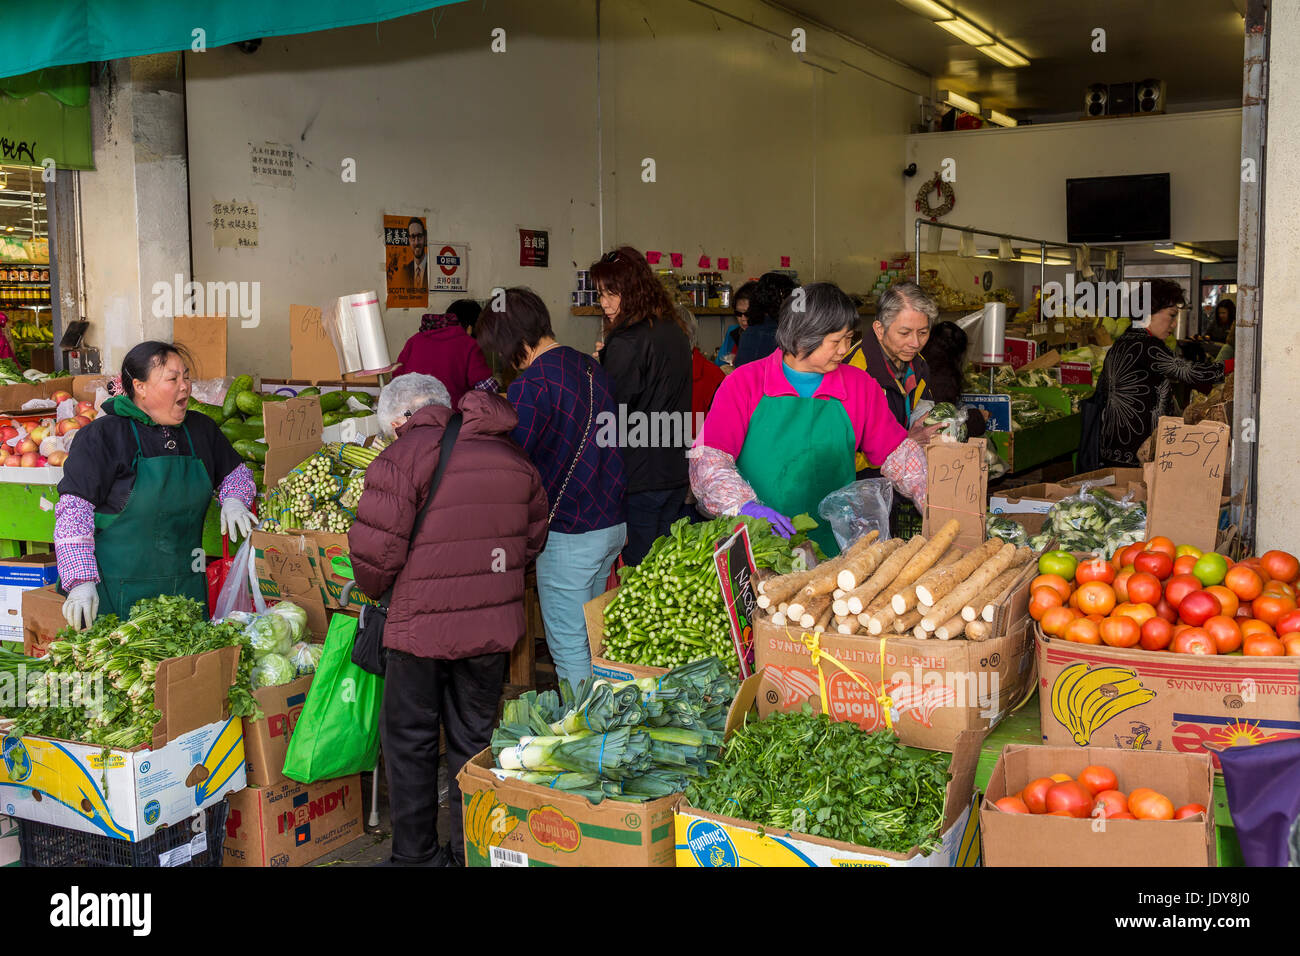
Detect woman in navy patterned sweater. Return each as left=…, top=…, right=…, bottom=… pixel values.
left=477, top=288, right=628, bottom=690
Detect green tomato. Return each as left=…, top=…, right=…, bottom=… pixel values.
left=1192, top=552, right=1229, bottom=587
left=1038, top=550, right=1078, bottom=581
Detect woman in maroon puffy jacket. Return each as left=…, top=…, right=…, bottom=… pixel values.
left=348, top=373, right=548, bottom=867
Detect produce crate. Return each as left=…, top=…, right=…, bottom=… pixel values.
left=988, top=414, right=1081, bottom=475
left=19, top=800, right=228, bottom=867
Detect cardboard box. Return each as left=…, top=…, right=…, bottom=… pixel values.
left=309, top=532, right=380, bottom=610
left=1062, top=467, right=1146, bottom=492
left=1145, top=418, right=1230, bottom=552
left=0, top=813, right=18, bottom=867
left=457, top=673, right=760, bottom=867
left=674, top=729, right=982, bottom=867
left=251, top=531, right=331, bottom=641
left=980, top=744, right=1216, bottom=867
left=582, top=589, right=672, bottom=681
left=172, top=315, right=227, bottom=379
left=21, top=584, right=66, bottom=657
left=242, top=674, right=314, bottom=788
left=1036, top=628, right=1300, bottom=772
left=222, top=773, right=363, bottom=867
left=261, top=396, right=324, bottom=490
left=0, top=553, right=59, bottom=644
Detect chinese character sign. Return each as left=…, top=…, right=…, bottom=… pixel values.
left=518, top=228, right=549, bottom=268
left=250, top=141, right=295, bottom=189
left=384, top=214, right=429, bottom=309
left=213, top=199, right=259, bottom=248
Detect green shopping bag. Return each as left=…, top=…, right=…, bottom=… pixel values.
left=283, top=612, right=384, bottom=783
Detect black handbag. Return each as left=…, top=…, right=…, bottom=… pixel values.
left=351, top=413, right=462, bottom=676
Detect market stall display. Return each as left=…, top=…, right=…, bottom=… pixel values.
left=259, top=441, right=380, bottom=533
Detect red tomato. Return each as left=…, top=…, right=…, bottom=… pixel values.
left=1134, top=550, right=1174, bottom=580
left=1114, top=602, right=1157, bottom=626
left=1178, top=590, right=1222, bottom=627
left=1205, top=585, right=1239, bottom=619
left=1110, top=811, right=1138, bottom=820
left=1077, top=765, right=1119, bottom=796
left=1225, top=565, right=1265, bottom=602
left=1174, top=804, right=1207, bottom=820
left=1045, top=781, right=1094, bottom=818
left=1145, top=537, right=1176, bottom=559
left=1113, top=569, right=1134, bottom=603
left=1121, top=543, right=1146, bottom=567
left=1243, top=633, right=1286, bottom=656
left=1129, top=788, right=1175, bottom=820
left=1276, top=609, right=1300, bottom=636
left=1100, top=616, right=1141, bottom=648
left=1204, top=615, right=1243, bottom=654
left=1020, top=777, right=1055, bottom=814
left=1076, top=556, right=1117, bottom=585
left=1172, top=554, right=1200, bottom=577
left=1126, top=572, right=1163, bottom=606
left=1165, top=574, right=1203, bottom=610
left=1261, top=549, right=1300, bottom=585
left=1251, top=593, right=1297, bottom=627
left=1284, top=635, right=1300, bottom=656
left=1140, top=616, right=1174, bottom=651
left=1076, top=582, right=1117, bottom=616
left=994, top=796, right=1030, bottom=813
left=1093, top=789, right=1128, bottom=818
left=1155, top=595, right=1179, bottom=623
left=1172, top=627, right=1218, bottom=655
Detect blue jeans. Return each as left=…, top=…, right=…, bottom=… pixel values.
left=535, top=523, right=626, bottom=691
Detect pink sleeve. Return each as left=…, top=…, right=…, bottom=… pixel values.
left=54, top=494, right=100, bottom=589
left=218, top=463, right=257, bottom=510
left=692, top=363, right=763, bottom=459
left=841, top=368, right=907, bottom=465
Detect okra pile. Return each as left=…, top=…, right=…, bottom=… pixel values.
left=601, top=516, right=818, bottom=675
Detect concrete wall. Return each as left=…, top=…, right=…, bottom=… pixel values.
left=181, top=0, right=925, bottom=376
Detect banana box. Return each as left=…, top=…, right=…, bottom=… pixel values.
left=674, top=730, right=982, bottom=867
left=0, top=646, right=248, bottom=841
left=222, top=774, right=362, bottom=867
left=1036, top=628, right=1300, bottom=772
left=457, top=672, right=761, bottom=867
left=0, top=813, right=18, bottom=866
left=981, top=744, right=1215, bottom=867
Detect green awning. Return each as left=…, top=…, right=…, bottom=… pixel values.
left=0, top=65, right=92, bottom=170
left=0, top=1, right=466, bottom=80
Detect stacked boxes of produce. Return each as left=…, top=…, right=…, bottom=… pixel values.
left=457, top=660, right=758, bottom=867
left=961, top=362, right=1090, bottom=473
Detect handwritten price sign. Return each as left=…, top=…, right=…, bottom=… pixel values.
left=1147, top=417, right=1229, bottom=552
left=925, top=438, right=988, bottom=550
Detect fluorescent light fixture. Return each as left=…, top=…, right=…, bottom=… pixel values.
left=938, top=89, right=981, bottom=114
left=1014, top=249, right=1072, bottom=265
left=1154, top=242, right=1222, bottom=263
left=898, top=0, right=954, bottom=18
left=978, top=42, right=1030, bottom=68
left=935, top=17, right=994, bottom=46
left=983, top=108, right=1018, bottom=127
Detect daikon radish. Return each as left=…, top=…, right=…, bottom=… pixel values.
left=977, top=548, right=1029, bottom=624
left=935, top=615, right=967, bottom=641
left=771, top=612, right=787, bottom=627
left=861, top=590, right=896, bottom=634
left=867, top=605, right=897, bottom=635
left=890, top=546, right=962, bottom=615
left=798, top=594, right=832, bottom=629
left=790, top=530, right=881, bottom=604
left=814, top=603, right=835, bottom=631
left=967, top=548, right=1036, bottom=622
left=912, top=624, right=929, bottom=640
left=915, top=538, right=1004, bottom=607
left=836, top=615, right=861, bottom=636
left=966, top=619, right=993, bottom=642
left=920, top=542, right=1017, bottom=632
left=844, top=538, right=918, bottom=615
left=758, top=564, right=820, bottom=609
left=878, top=519, right=959, bottom=593
left=836, top=531, right=909, bottom=591
left=893, top=609, right=923, bottom=633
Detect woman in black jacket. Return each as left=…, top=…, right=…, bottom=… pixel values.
left=591, top=246, right=693, bottom=565
left=921, top=321, right=986, bottom=438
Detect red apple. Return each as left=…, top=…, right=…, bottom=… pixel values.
left=3, top=456, right=21, bottom=467
left=18, top=452, right=37, bottom=467
left=75, top=401, right=95, bottom=417
left=51, top=390, right=72, bottom=403
left=1179, top=590, right=1222, bottom=628
left=72, top=415, right=91, bottom=427
left=32, top=455, right=47, bottom=467
left=15, top=438, right=37, bottom=455
left=56, top=419, right=80, bottom=436
left=0, top=425, right=17, bottom=443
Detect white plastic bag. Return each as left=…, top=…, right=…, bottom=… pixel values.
left=212, top=536, right=268, bottom=621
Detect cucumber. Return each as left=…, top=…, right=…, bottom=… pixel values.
left=262, top=393, right=288, bottom=403
left=233, top=439, right=267, bottom=463
left=235, top=390, right=266, bottom=416
left=319, top=391, right=347, bottom=413
left=343, top=391, right=376, bottom=408
left=187, top=397, right=224, bottom=424
left=296, top=386, right=320, bottom=397
left=222, top=421, right=264, bottom=443
left=244, top=416, right=263, bottom=429
left=222, top=374, right=254, bottom=420
left=321, top=410, right=350, bottom=427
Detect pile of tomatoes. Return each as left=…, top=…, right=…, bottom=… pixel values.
left=1030, top=539, right=1300, bottom=656
left=993, top=763, right=1206, bottom=821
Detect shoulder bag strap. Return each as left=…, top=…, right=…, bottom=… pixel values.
left=380, top=412, right=462, bottom=606
left=548, top=364, right=595, bottom=525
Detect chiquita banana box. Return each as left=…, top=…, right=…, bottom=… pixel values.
left=1037, top=630, right=1300, bottom=771
left=0, top=716, right=246, bottom=842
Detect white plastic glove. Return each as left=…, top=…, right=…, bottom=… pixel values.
left=63, top=582, right=100, bottom=631
left=220, top=498, right=254, bottom=540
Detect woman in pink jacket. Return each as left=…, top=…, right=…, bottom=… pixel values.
left=394, top=310, right=500, bottom=409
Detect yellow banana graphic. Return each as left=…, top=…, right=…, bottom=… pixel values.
left=0, top=736, right=133, bottom=840
left=465, top=790, right=519, bottom=858
left=194, top=717, right=245, bottom=804
left=1051, top=663, right=1155, bottom=746
left=1131, top=731, right=1149, bottom=750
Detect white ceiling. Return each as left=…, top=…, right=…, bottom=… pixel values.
left=783, top=0, right=1247, bottom=119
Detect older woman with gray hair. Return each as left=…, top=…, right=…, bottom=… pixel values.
left=349, top=373, right=548, bottom=866
left=690, top=282, right=927, bottom=556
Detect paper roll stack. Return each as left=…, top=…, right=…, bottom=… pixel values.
left=325, top=291, right=393, bottom=375
left=981, top=301, right=1007, bottom=364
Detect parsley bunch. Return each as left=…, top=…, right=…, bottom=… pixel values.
left=686, top=707, right=952, bottom=855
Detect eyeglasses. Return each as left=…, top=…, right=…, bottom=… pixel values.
left=601, top=250, right=620, bottom=263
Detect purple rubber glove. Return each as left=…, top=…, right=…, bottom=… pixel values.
left=739, top=500, right=795, bottom=538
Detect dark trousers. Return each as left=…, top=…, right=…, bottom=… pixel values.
left=380, top=648, right=507, bottom=864
left=623, top=486, right=689, bottom=566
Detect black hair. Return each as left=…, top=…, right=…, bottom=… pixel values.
left=1148, top=278, right=1186, bottom=315
left=407, top=218, right=425, bottom=235
left=734, top=280, right=758, bottom=309
left=922, top=321, right=968, bottom=364
left=446, top=298, right=483, bottom=332
left=748, top=272, right=797, bottom=326
left=121, top=341, right=193, bottom=398
left=1215, top=299, right=1236, bottom=323
left=474, top=288, right=554, bottom=370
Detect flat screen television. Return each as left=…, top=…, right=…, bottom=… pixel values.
left=1066, top=173, right=1170, bottom=243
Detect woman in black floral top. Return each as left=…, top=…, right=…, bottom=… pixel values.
left=1095, top=278, right=1225, bottom=466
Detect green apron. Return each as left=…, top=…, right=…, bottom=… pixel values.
left=735, top=395, right=856, bottom=557
left=93, top=419, right=213, bottom=618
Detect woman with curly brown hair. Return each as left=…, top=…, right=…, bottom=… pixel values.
left=590, top=246, right=693, bottom=565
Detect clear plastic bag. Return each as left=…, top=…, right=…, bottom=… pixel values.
left=985, top=444, right=1009, bottom=480
left=818, top=478, right=893, bottom=553
left=190, top=376, right=234, bottom=407
left=986, top=513, right=1028, bottom=546
left=923, top=401, right=970, bottom=443
left=212, top=536, right=268, bottom=621
left=1040, top=480, right=1147, bottom=557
